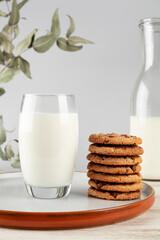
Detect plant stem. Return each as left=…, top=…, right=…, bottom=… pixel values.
left=0, top=0, right=13, bottom=74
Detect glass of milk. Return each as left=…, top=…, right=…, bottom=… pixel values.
left=19, top=94, right=78, bottom=199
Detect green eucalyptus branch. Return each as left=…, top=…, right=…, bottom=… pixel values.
left=0, top=0, right=93, bottom=168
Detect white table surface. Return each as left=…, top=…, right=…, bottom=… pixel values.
left=0, top=178, right=159, bottom=240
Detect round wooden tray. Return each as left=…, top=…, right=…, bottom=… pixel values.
left=0, top=172, right=155, bottom=229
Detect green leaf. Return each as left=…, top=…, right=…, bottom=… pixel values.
left=5, top=143, right=15, bottom=159
left=2, top=40, right=14, bottom=54
left=0, top=50, right=5, bottom=65
left=0, top=33, right=14, bottom=54
left=0, top=116, right=6, bottom=145
left=13, top=24, right=19, bottom=38
left=3, top=51, right=10, bottom=58
left=57, top=38, right=82, bottom=52
left=33, top=33, right=56, bottom=53
left=11, top=153, right=21, bottom=169
left=2, top=25, right=12, bottom=40
left=2, top=52, right=17, bottom=67
left=0, top=68, right=20, bottom=83
left=5, top=58, right=14, bottom=67
left=12, top=57, right=19, bottom=68
left=0, top=88, right=5, bottom=96
left=18, top=0, right=29, bottom=9
left=0, top=59, right=4, bottom=65
left=6, top=56, right=18, bottom=68
left=16, top=29, right=37, bottom=54
left=66, top=15, right=75, bottom=38
left=18, top=57, right=31, bottom=78
left=68, top=36, right=93, bottom=45
left=51, top=8, right=60, bottom=38
left=2, top=51, right=11, bottom=60
left=0, top=147, right=7, bottom=160
left=0, top=10, right=8, bottom=17
left=9, top=0, right=20, bottom=26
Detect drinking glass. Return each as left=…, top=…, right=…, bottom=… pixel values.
left=19, top=94, right=78, bottom=199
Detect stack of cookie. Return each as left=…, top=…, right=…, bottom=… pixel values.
left=87, top=133, right=144, bottom=200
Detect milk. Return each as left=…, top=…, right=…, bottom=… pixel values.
left=130, top=116, right=160, bottom=179
left=19, top=113, right=78, bottom=187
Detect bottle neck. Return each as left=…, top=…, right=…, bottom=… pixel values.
left=142, top=27, right=160, bottom=71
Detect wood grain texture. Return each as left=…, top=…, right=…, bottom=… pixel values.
left=0, top=181, right=159, bottom=240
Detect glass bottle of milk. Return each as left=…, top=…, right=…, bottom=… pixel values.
left=130, top=18, right=160, bottom=180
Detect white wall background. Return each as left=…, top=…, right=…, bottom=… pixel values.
left=0, top=0, right=160, bottom=172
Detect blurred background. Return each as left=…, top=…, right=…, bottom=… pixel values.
left=0, top=0, right=160, bottom=172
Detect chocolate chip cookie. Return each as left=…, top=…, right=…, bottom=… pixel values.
left=87, top=171, right=142, bottom=183
left=88, top=179, right=143, bottom=192
left=88, top=187, right=141, bottom=200
left=87, top=153, right=142, bottom=165
left=87, top=162, right=141, bottom=174
left=89, top=133, right=142, bottom=145
left=89, top=144, right=144, bottom=156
